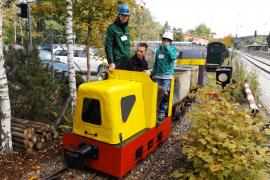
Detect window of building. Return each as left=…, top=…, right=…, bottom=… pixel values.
left=82, top=98, right=101, bottom=125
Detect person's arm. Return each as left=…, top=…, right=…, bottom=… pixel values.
left=166, top=45, right=177, bottom=61
left=105, top=26, right=114, bottom=65
left=152, top=50, right=159, bottom=75
left=143, top=58, right=149, bottom=70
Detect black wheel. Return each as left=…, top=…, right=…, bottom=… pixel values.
left=98, top=64, right=108, bottom=73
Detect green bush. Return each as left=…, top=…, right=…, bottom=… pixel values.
left=232, top=60, right=260, bottom=104
left=5, top=49, right=64, bottom=122
left=172, top=85, right=270, bottom=179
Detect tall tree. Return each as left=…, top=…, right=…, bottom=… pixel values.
left=65, top=0, right=76, bottom=112
left=73, top=0, right=142, bottom=80
left=222, top=35, right=234, bottom=48
left=172, top=27, right=183, bottom=41
left=31, top=0, right=66, bottom=43
left=2, top=2, right=18, bottom=44
left=191, top=23, right=210, bottom=38
left=73, top=0, right=120, bottom=81
left=132, top=7, right=161, bottom=41
left=0, top=0, right=12, bottom=153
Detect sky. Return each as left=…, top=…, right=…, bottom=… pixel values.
left=144, top=0, right=270, bottom=38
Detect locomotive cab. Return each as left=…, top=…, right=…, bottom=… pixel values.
left=73, top=73, right=152, bottom=144
left=63, top=70, right=174, bottom=178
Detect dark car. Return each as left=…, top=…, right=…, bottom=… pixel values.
left=38, top=50, right=68, bottom=82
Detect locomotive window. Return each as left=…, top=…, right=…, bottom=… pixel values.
left=82, top=98, right=101, bottom=125
left=210, top=46, right=222, bottom=53
left=121, top=95, right=136, bottom=123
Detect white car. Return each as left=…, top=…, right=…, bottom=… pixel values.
left=54, top=46, right=107, bottom=73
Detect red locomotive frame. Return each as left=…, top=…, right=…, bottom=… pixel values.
left=63, top=117, right=171, bottom=178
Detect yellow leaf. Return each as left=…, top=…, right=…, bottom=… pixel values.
left=264, top=129, right=270, bottom=135
left=170, top=170, right=184, bottom=178
left=198, top=128, right=209, bottom=136
left=199, top=170, right=207, bottom=178
left=29, top=176, right=37, bottom=180
left=198, top=139, right=207, bottom=145
left=209, top=164, right=220, bottom=172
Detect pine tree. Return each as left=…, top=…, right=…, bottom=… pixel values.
left=5, top=48, right=63, bottom=122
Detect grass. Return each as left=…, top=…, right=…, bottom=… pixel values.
left=231, top=56, right=261, bottom=104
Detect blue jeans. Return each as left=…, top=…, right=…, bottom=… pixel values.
left=157, top=78, right=171, bottom=114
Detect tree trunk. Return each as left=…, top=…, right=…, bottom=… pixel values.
left=86, top=33, right=91, bottom=82
left=85, top=0, right=93, bottom=82
left=0, top=1, right=12, bottom=153
left=66, top=0, right=77, bottom=112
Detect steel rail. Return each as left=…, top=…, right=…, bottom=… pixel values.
left=238, top=52, right=270, bottom=74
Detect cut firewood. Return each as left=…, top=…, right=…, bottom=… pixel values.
left=12, top=131, right=28, bottom=139
left=12, top=118, right=30, bottom=125
left=30, top=121, right=51, bottom=129
left=30, top=124, right=49, bottom=131
left=12, top=122, right=27, bottom=129
left=27, top=141, right=34, bottom=149
left=12, top=137, right=28, bottom=144
left=31, top=135, right=38, bottom=144
left=13, top=141, right=27, bottom=149
left=11, top=117, right=57, bottom=153
left=11, top=126, right=28, bottom=134
left=36, top=134, right=45, bottom=143
left=13, top=147, right=26, bottom=152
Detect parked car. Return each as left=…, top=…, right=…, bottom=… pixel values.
left=38, top=49, right=68, bottom=82
left=37, top=43, right=65, bottom=53
left=54, top=45, right=107, bottom=74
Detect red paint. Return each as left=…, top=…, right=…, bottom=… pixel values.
left=63, top=117, right=172, bottom=178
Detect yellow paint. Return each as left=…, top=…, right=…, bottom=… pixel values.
left=72, top=70, right=158, bottom=144
left=176, top=58, right=206, bottom=65
left=168, top=78, right=174, bottom=116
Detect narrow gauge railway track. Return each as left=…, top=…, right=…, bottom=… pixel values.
left=238, top=52, right=270, bottom=74
left=139, top=97, right=193, bottom=179
left=139, top=119, right=184, bottom=179
left=42, top=166, right=69, bottom=180
left=247, top=51, right=270, bottom=60
left=42, top=166, right=98, bottom=180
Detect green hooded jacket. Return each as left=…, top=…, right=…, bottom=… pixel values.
left=105, top=19, right=130, bottom=68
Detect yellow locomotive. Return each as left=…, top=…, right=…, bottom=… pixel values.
left=63, top=70, right=174, bottom=178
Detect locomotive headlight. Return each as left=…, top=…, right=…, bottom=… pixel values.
left=217, top=73, right=228, bottom=82
left=216, top=66, right=232, bottom=88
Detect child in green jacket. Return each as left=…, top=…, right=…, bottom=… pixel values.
left=152, top=31, right=177, bottom=121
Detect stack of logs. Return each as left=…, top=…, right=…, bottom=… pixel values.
left=11, top=118, right=58, bottom=153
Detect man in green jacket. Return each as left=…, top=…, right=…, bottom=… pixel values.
left=105, top=4, right=131, bottom=71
